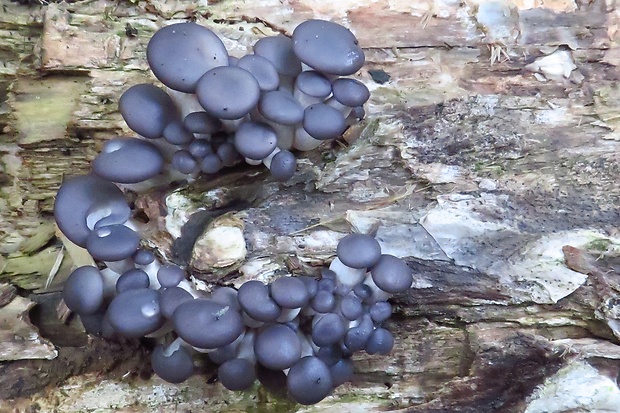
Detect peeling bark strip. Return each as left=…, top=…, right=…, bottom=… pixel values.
left=0, top=0, right=620, bottom=411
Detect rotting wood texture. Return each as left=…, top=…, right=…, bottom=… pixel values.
left=0, top=0, right=619, bottom=411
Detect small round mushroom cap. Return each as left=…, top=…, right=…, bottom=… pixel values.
left=63, top=265, right=104, bottom=315
left=237, top=280, right=281, bottom=322
left=151, top=344, right=194, bottom=384
left=343, top=314, right=373, bottom=351
left=365, top=328, right=394, bottom=355
left=86, top=224, right=140, bottom=262
left=171, top=150, right=198, bottom=174
left=294, top=71, right=332, bottom=99
left=370, top=254, right=413, bottom=293
left=287, top=356, right=333, bottom=405
left=218, top=358, right=257, bottom=391
left=352, top=106, right=365, bottom=120
left=269, top=150, right=296, bottom=182
left=237, top=54, right=279, bottom=92
left=116, top=268, right=150, bottom=293
left=339, top=294, right=363, bottom=321
left=270, top=277, right=309, bottom=309
left=258, top=90, right=304, bottom=125
left=159, top=287, right=194, bottom=319
left=210, top=286, right=241, bottom=312
left=208, top=342, right=238, bottom=365
left=255, top=324, right=301, bottom=370
left=92, top=138, right=164, bottom=184
left=303, top=103, right=347, bottom=140
left=312, top=313, right=346, bottom=347
left=369, top=301, right=392, bottom=324
left=311, top=290, right=336, bottom=313
left=292, top=19, right=365, bottom=76
left=332, top=78, right=370, bottom=108
left=353, top=283, right=372, bottom=300
left=330, top=357, right=354, bottom=387
left=118, top=84, right=177, bottom=139
left=54, top=174, right=130, bottom=247
left=196, top=66, right=260, bottom=120
left=173, top=299, right=244, bottom=349
left=147, top=22, right=229, bottom=93
left=299, top=276, right=318, bottom=298
left=233, top=121, right=277, bottom=160
left=107, top=288, right=164, bottom=338
left=253, top=35, right=302, bottom=77
left=337, top=233, right=381, bottom=269
left=183, top=111, right=222, bottom=134
left=200, top=153, right=223, bottom=174
left=317, top=345, right=343, bottom=367
left=133, top=249, right=155, bottom=266
left=188, top=139, right=213, bottom=159
left=163, top=119, right=194, bottom=145
left=216, top=142, right=241, bottom=167
left=157, top=264, right=185, bottom=288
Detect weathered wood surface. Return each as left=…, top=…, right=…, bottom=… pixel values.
left=1, top=0, right=620, bottom=411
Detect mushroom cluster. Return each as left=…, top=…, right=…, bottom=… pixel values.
left=54, top=19, right=404, bottom=406
left=60, top=226, right=412, bottom=404
left=110, top=19, right=369, bottom=183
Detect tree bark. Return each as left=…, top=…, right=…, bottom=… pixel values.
left=1, top=0, right=620, bottom=411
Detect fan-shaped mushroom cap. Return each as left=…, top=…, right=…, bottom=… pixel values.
left=54, top=174, right=130, bottom=247
left=332, top=78, right=370, bottom=108
left=188, top=139, right=213, bottom=159
left=183, top=111, right=222, bottom=134
left=159, top=286, right=194, bottom=319
left=292, top=19, right=365, bottom=76
left=147, top=22, right=229, bottom=93
left=237, top=54, right=280, bottom=92
left=86, top=224, right=140, bottom=262
left=133, top=249, right=155, bottom=266
left=339, top=293, right=363, bottom=321
left=63, top=265, right=104, bottom=315
left=336, top=233, right=381, bottom=269
left=196, top=66, right=260, bottom=120
left=163, top=119, right=194, bottom=145
left=353, top=283, right=372, bottom=301
left=218, top=358, right=257, bottom=391
left=312, top=313, right=346, bottom=346
left=365, top=327, right=394, bottom=355
left=258, top=90, right=304, bottom=125
left=119, top=84, right=177, bottom=139
left=233, top=121, right=277, bottom=161
left=303, top=103, right=347, bottom=140
left=151, top=343, right=194, bottom=383
left=343, top=314, right=373, bottom=351
left=200, top=153, right=223, bottom=174
left=157, top=264, right=185, bottom=288
left=317, top=344, right=343, bottom=367
left=370, top=254, right=413, bottom=293
left=92, top=138, right=164, bottom=184
left=311, top=290, right=336, bottom=313
left=369, top=301, right=392, bottom=324
left=287, top=356, right=333, bottom=405
left=107, top=288, right=164, bottom=338
left=254, top=324, right=301, bottom=370
left=116, top=268, right=150, bottom=293
left=216, top=142, right=241, bottom=167
left=173, top=299, right=243, bottom=349
left=268, top=150, right=296, bottom=182
left=253, top=35, right=302, bottom=77
left=294, top=71, right=332, bottom=101
left=171, top=149, right=198, bottom=174
left=210, top=286, right=241, bottom=312
left=270, top=277, right=309, bottom=309
left=237, top=280, right=281, bottom=322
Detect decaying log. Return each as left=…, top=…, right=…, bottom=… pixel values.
left=1, top=0, right=620, bottom=411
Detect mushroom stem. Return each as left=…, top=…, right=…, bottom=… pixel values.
left=235, top=330, right=256, bottom=364
left=362, top=273, right=392, bottom=303
left=262, top=147, right=282, bottom=169
left=293, top=126, right=322, bottom=151
left=328, top=258, right=366, bottom=286
left=325, top=96, right=352, bottom=118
